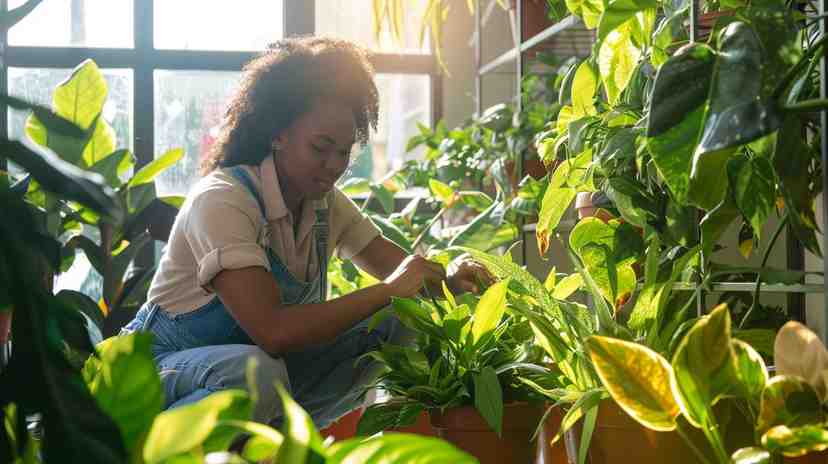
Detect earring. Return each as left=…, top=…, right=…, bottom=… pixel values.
left=271, top=141, right=282, bottom=154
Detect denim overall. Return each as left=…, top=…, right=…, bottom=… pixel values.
left=122, top=166, right=410, bottom=427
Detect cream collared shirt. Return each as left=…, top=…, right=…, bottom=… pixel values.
left=147, top=156, right=381, bottom=314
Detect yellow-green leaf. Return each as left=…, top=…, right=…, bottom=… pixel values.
left=763, top=425, right=828, bottom=458
left=553, top=273, right=583, bottom=299
left=53, top=59, right=108, bottom=130
left=471, top=279, right=509, bottom=345
left=128, top=148, right=184, bottom=188
left=757, top=377, right=824, bottom=435
left=587, top=336, right=679, bottom=431
left=572, top=61, right=598, bottom=117
left=598, top=21, right=642, bottom=105
left=670, top=304, right=736, bottom=427
left=429, top=178, right=456, bottom=207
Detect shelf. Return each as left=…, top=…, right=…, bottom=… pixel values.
left=478, top=15, right=581, bottom=76
left=522, top=220, right=576, bottom=233
left=671, top=282, right=825, bottom=294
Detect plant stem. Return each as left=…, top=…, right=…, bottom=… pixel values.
left=675, top=423, right=714, bottom=464
left=702, top=414, right=731, bottom=464
left=739, top=213, right=788, bottom=330
left=411, top=205, right=449, bottom=251
left=783, top=98, right=828, bottom=113
left=773, top=34, right=828, bottom=99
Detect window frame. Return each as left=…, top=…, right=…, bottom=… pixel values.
left=0, top=1, right=442, bottom=172
left=1, top=1, right=442, bottom=265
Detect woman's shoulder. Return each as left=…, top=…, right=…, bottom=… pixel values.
left=186, top=167, right=260, bottom=213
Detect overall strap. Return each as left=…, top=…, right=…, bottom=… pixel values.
left=313, top=208, right=329, bottom=302
left=228, top=166, right=267, bottom=219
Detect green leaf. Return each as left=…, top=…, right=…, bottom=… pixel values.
left=82, top=115, right=117, bottom=168
left=571, top=61, right=599, bottom=117
left=728, top=156, right=775, bottom=241
left=566, top=0, right=604, bottom=28
left=275, top=383, right=326, bottom=464
left=356, top=402, right=422, bottom=436
left=429, top=179, right=455, bottom=207
left=370, top=184, right=395, bottom=215
left=84, top=333, right=162, bottom=457
left=2, top=94, right=85, bottom=140
left=339, top=177, right=371, bottom=196
left=448, top=199, right=518, bottom=252
left=598, top=21, right=642, bottom=105
left=586, top=336, right=679, bottom=430
left=471, top=279, right=509, bottom=345
left=128, top=148, right=184, bottom=188
left=553, top=273, right=583, bottom=299
left=327, top=433, right=477, bottom=463
left=473, top=367, right=503, bottom=436
left=53, top=59, right=108, bottom=131
left=88, top=149, right=133, bottom=189
left=730, top=339, right=768, bottom=406
left=695, top=23, right=783, bottom=157
left=369, top=215, right=413, bottom=254
left=213, top=420, right=283, bottom=462
left=143, top=390, right=252, bottom=463
left=733, top=328, right=776, bottom=360
left=669, top=304, right=736, bottom=427
left=731, top=447, right=771, bottom=464
left=597, top=0, right=658, bottom=41
left=536, top=187, right=576, bottom=256
left=2, top=140, right=122, bottom=222
left=762, top=425, right=828, bottom=457
left=757, top=376, right=824, bottom=435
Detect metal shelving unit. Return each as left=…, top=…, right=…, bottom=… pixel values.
left=474, top=0, right=828, bottom=341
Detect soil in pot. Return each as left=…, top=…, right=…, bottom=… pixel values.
left=430, top=402, right=544, bottom=464
left=564, top=400, right=699, bottom=464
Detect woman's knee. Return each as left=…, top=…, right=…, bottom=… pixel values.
left=235, top=347, right=290, bottom=423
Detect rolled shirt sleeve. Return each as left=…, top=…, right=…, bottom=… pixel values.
left=330, top=188, right=381, bottom=260
left=184, top=186, right=271, bottom=290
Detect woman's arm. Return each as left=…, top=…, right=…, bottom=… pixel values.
left=350, top=235, right=409, bottom=280
left=212, top=253, right=443, bottom=356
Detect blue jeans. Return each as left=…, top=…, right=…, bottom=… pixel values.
left=122, top=301, right=412, bottom=428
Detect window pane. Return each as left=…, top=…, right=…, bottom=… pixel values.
left=342, top=74, right=431, bottom=182
left=315, top=0, right=430, bottom=54
left=7, top=67, right=133, bottom=150
left=155, top=1, right=283, bottom=51
left=154, top=70, right=241, bottom=196
left=7, top=0, right=133, bottom=48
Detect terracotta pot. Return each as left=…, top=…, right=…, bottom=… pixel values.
left=574, top=192, right=614, bottom=222
left=430, top=402, right=544, bottom=464
left=694, top=10, right=735, bottom=40
left=0, top=311, right=11, bottom=344
left=389, top=410, right=436, bottom=436
left=319, top=408, right=362, bottom=441
left=565, top=400, right=699, bottom=464
left=524, top=157, right=548, bottom=180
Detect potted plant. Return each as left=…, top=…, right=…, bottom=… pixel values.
left=355, top=263, right=558, bottom=464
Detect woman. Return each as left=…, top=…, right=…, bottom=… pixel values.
left=122, top=37, right=488, bottom=428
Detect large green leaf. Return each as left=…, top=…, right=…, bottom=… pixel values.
left=143, top=390, right=252, bottom=463
left=586, top=336, right=679, bottom=431
left=447, top=199, right=517, bottom=252
left=566, top=0, right=604, bottom=28
left=694, top=22, right=783, bottom=157
left=84, top=333, right=162, bottom=458
left=757, top=377, right=824, bottom=435
left=727, top=155, right=775, bottom=241
left=369, top=215, right=413, bottom=254
left=536, top=187, right=577, bottom=256
left=471, top=279, right=509, bottom=345
left=669, top=304, right=736, bottom=427
left=473, top=367, right=503, bottom=437
left=326, top=433, right=477, bottom=463
left=2, top=95, right=85, bottom=140
left=128, top=148, right=184, bottom=188
left=646, top=107, right=705, bottom=205
left=81, top=115, right=117, bottom=168
left=730, top=339, right=768, bottom=407
left=2, top=140, right=122, bottom=222
left=213, top=420, right=283, bottom=462
left=275, top=383, right=326, bottom=464
left=762, top=425, right=828, bottom=458
left=88, top=149, right=133, bottom=189
left=356, top=401, right=422, bottom=436
left=597, top=0, right=658, bottom=41
left=598, top=20, right=642, bottom=105
left=571, top=61, right=599, bottom=117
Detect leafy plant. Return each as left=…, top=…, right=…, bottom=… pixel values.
left=357, top=251, right=554, bottom=438
left=587, top=305, right=828, bottom=463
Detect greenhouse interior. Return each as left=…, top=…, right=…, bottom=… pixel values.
left=3, top=0, right=828, bottom=463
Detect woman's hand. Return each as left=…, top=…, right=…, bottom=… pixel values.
left=383, top=254, right=447, bottom=298
left=446, top=255, right=495, bottom=295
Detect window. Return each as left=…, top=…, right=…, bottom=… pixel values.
left=8, top=0, right=133, bottom=48
left=155, top=0, right=284, bottom=51
left=315, top=0, right=430, bottom=54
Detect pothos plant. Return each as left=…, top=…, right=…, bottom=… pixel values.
left=587, top=304, right=828, bottom=463
left=537, top=0, right=825, bottom=342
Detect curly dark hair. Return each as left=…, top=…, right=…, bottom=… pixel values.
left=200, top=37, right=379, bottom=175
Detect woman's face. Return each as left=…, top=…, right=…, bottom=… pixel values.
left=274, top=99, right=356, bottom=201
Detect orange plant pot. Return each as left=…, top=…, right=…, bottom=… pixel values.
left=319, top=408, right=363, bottom=441
left=430, top=402, right=544, bottom=464
left=538, top=405, right=569, bottom=464
left=566, top=400, right=699, bottom=464
left=389, top=410, right=436, bottom=437
left=786, top=450, right=828, bottom=464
